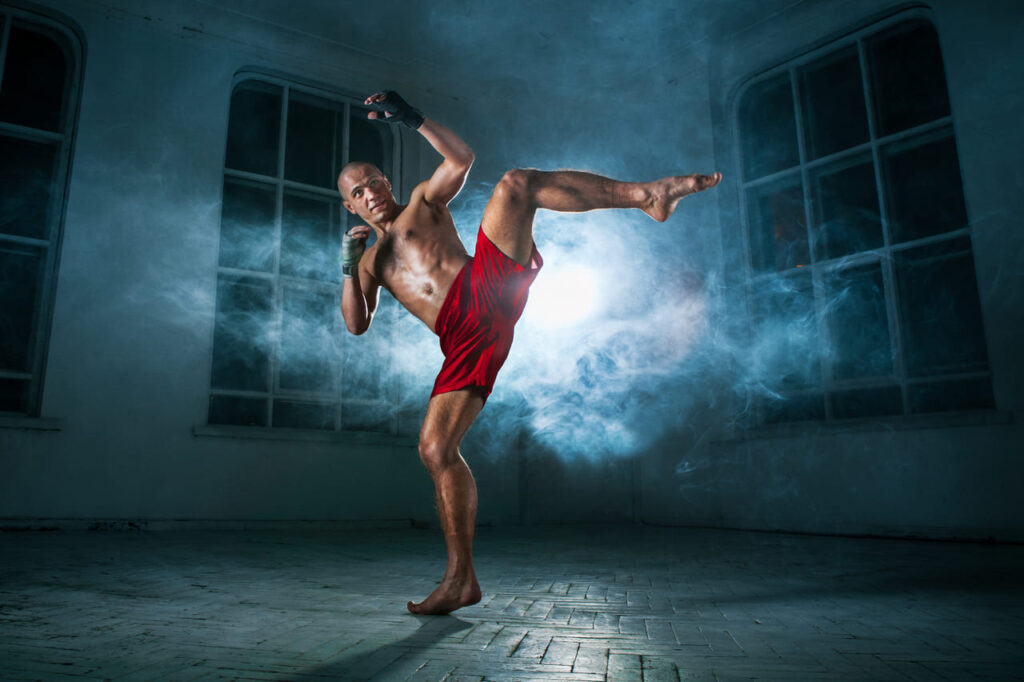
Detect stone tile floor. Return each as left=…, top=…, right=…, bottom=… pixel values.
left=1, top=525, right=1022, bottom=680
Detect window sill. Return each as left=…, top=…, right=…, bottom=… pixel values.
left=0, top=415, right=62, bottom=431
left=192, top=424, right=416, bottom=448
left=716, top=409, right=1015, bottom=443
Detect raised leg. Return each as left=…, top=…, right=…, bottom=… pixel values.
left=408, top=388, right=486, bottom=615
left=480, top=169, right=722, bottom=264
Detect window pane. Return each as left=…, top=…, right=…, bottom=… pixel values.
left=896, top=237, right=988, bottom=377
left=747, top=177, right=808, bottom=272
left=0, top=243, right=43, bottom=372
left=762, top=393, right=825, bottom=424
left=225, top=81, right=281, bottom=176
left=750, top=271, right=820, bottom=389
left=810, top=157, right=882, bottom=261
left=883, top=132, right=966, bottom=243
left=868, top=20, right=950, bottom=136
left=908, top=378, right=994, bottom=413
left=273, top=399, right=336, bottom=429
left=798, top=46, right=869, bottom=159
left=211, top=276, right=272, bottom=391
left=0, top=136, right=57, bottom=240
left=347, top=111, right=388, bottom=169
left=738, top=74, right=800, bottom=181
left=0, top=24, right=68, bottom=132
left=278, top=287, right=335, bottom=392
left=831, top=385, right=902, bottom=419
left=281, top=192, right=339, bottom=282
left=285, top=94, right=341, bottom=188
left=0, top=377, right=29, bottom=413
left=208, top=395, right=267, bottom=427
left=218, top=180, right=276, bottom=272
left=825, top=263, right=892, bottom=379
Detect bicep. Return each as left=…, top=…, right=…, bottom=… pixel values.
left=423, top=158, right=472, bottom=206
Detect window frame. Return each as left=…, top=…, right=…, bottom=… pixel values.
left=731, top=9, right=993, bottom=425
left=0, top=5, right=82, bottom=422
left=205, top=70, right=404, bottom=435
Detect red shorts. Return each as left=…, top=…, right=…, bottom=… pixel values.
left=431, top=226, right=543, bottom=402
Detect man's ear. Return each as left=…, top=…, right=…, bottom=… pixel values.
left=342, top=201, right=357, bottom=215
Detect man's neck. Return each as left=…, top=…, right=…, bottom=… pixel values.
left=369, top=203, right=406, bottom=238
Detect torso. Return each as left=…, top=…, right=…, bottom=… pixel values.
left=361, top=184, right=471, bottom=333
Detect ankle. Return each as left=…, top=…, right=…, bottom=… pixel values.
left=617, top=182, right=650, bottom=209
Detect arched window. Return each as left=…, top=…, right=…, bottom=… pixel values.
left=736, top=14, right=992, bottom=424
left=0, top=9, right=80, bottom=417
left=207, top=75, right=400, bottom=432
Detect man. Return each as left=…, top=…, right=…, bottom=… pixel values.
left=338, top=91, right=721, bottom=615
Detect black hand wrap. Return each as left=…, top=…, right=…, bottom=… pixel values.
left=369, top=90, right=425, bottom=130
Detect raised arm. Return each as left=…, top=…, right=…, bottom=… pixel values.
left=365, top=91, right=474, bottom=206
left=417, top=118, right=474, bottom=205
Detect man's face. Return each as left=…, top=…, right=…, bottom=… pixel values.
left=339, top=164, right=395, bottom=222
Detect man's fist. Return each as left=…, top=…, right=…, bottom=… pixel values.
left=365, top=91, right=425, bottom=130
left=340, top=226, right=368, bottom=279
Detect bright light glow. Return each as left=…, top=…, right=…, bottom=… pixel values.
left=527, top=265, right=601, bottom=328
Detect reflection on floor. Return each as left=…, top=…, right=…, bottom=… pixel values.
left=2, top=525, right=1022, bottom=680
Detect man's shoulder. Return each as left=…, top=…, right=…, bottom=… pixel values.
left=402, top=182, right=453, bottom=219
left=407, top=180, right=433, bottom=204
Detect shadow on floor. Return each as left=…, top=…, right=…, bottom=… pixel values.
left=308, top=613, right=473, bottom=679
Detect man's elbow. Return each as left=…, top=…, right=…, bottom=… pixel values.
left=345, top=319, right=370, bottom=336
left=341, top=306, right=371, bottom=335
left=452, top=154, right=474, bottom=187
left=455, top=149, right=475, bottom=171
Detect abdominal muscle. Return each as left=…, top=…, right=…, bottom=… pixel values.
left=372, top=222, right=471, bottom=334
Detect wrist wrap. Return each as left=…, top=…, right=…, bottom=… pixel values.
left=369, top=90, right=425, bottom=129
left=340, top=229, right=366, bottom=279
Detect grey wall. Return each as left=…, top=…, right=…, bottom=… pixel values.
left=1, top=0, right=1020, bottom=540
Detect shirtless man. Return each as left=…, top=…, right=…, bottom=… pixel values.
left=338, top=91, right=721, bottom=615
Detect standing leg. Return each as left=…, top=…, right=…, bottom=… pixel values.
left=408, top=388, right=486, bottom=615
left=481, top=169, right=722, bottom=265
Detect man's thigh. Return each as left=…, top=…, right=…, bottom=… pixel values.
left=420, top=389, right=486, bottom=451
left=479, top=174, right=536, bottom=267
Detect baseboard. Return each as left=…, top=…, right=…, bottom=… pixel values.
left=639, top=516, right=1024, bottom=544
left=0, top=517, right=417, bottom=532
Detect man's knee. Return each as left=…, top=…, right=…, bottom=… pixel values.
left=494, top=168, right=535, bottom=206
left=418, top=436, right=456, bottom=473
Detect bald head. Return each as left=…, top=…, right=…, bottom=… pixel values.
left=338, top=161, right=384, bottom=199
left=337, top=161, right=397, bottom=222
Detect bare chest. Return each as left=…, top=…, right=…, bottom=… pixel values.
left=372, top=227, right=442, bottom=295
left=368, top=212, right=469, bottom=310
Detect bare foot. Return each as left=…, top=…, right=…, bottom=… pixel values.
left=643, top=171, right=722, bottom=222
left=407, top=576, right=482, bottom=615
